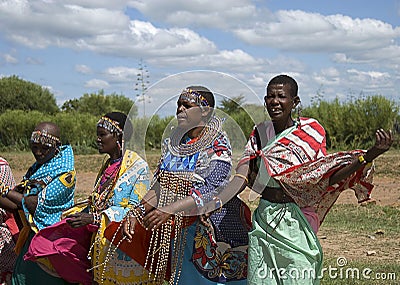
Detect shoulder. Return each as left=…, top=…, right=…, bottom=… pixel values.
left=0, top=157, right=9, bottom=166
left=123, top=150, right=149, bottom=170
left=299, top=117, right=325, bottom=133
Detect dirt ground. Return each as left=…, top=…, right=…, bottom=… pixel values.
left=12, top=170, right=400, bottom=264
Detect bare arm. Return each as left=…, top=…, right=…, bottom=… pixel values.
left=329, top=129, right=393, bottom=186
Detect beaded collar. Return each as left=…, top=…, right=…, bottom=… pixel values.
left=167, top=116, right=223, bottom=156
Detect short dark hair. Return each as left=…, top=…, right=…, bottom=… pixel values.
left=267, top=74, right=298, bottom=98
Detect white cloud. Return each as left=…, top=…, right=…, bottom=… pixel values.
left=234, top=10, right=400, bottom=53
left=75, top=64, right=92, bottom=74
left=104, top=66, right=139, bottom=82
left=3, top=53, right=18, bottom=64
left=84, top=78, right=110, bottom=89
left=128, top=0, right=264, bottom=29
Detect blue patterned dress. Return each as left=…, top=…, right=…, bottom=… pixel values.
left=12, top=144, right=76, bottom=285
left=152, top=117, right=250, bottom=285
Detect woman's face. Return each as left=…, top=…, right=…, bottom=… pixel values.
left=176, top=96, right=204, bottom=130
left=264, top=83, right=297, bottom=123
left=30, top=142, right=57, bottom=165
left=97, top=126, right=119, bottom=154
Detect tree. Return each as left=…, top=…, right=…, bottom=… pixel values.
left=218, top=95, right=246, bottom=114
left=0, top=75, right=59, bottom=114
left=61, top=90, right=137, bottom=116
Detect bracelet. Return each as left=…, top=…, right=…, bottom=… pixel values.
left=234, top=173, right=249, bottom=184
left=213, top=196, right=223, bottom=212
left=128, top=207, right=144, bottom=225
left=92, top=212, right=101, bottom=226
left=0, top=182, right=10, bottom=198
left=358, top=155, right=367, bottom=165
left=358, top=155, right=373, bottom=168
left=137, top=203, right=146, bottom=217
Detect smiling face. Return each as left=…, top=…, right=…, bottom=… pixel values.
left=264, top=83, right=299, bottom=124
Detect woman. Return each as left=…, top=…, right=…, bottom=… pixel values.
left=121, top=86, right=251, bottom=285
left=0, top=157, right=18, bottom=285
left=6, top=122, right=76, bottom=285
left=65, top=112, right=150, bottom=284
left=216, top=74, right=393, bottom=285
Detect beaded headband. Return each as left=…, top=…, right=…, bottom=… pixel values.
left=97, top=116, right=123, bottom=135
left=180, top=88, right=209, bottom=107
left=30, top=130, right=61, bottom=148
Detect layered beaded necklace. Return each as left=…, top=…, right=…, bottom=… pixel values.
left=145, top=115, right=223, bottom=284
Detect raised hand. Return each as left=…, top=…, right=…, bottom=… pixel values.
left=365, top=129, right=393, bottom=162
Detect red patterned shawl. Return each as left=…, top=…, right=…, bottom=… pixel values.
left=238, top=117, right=374, bottom=224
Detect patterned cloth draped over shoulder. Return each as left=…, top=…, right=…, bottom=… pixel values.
left=24, top=150, right=150, bottom=285
left=241, top=118, right=375, bottom=285
left=0, top=157, right=18, bottom=285
left=12, top=144, right=76, bottom=285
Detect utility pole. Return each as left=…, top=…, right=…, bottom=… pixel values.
left=135, top=59, right=150, bottom=117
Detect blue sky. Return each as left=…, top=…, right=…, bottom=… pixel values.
left=1, top=0, right=400, bottom=117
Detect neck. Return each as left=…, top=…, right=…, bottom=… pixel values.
left=273, top=117, right=294, bottom=134
left=185, top=123, right=206, bottom=140
left=109, top=149, right=122, bottom=161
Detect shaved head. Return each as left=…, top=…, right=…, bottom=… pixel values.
left=34, top=122, right=61, bottom=139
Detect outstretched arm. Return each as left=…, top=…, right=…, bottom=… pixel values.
left=329, top=129, right=393, bottom=186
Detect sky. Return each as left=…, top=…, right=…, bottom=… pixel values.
left=1, top=0, right=400, bottom=118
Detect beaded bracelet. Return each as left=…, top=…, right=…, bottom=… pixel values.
left=137, top=203, right=146, bottom=217
left=358, top=155, right=373, bottom=168
left=92, top=212, right=101, bottom=226
left=0, top=183, right=10, bottom=198
left=128, top=207, right=144, bottom=226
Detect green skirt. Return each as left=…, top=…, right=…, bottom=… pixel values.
left=248, top=199, right=322, bottom=285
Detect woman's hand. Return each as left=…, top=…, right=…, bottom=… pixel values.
left=66, top=212, right=94, bottom=228
left=24, top=195, right=38, bottom=215
left=365, top=129, right=393, bottom=162
left=143, top=208, right=172, bottom=230
left=121, top=215, right=137, bottom=242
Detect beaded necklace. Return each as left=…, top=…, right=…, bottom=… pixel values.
left=145, top=116, right=223, bottom=284
left=168, top=116, right=222, bottom=156
left=89, top=157, right=122, bottom=213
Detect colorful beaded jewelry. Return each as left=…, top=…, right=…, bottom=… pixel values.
left=97, top=116, right=123, bottom=135
left=0, top=181, right=10, bottom=198
left=30, top=130, right=61, bottom=148
left=180, top=88, right=209, bottom=107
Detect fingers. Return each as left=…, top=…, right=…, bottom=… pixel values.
left=122, top=219, right=132, bottom=242
left=143, top=211, right=158, bottom=229
left=121, top=216, right=137, bottom=242
left=375, top=129, right=393, bottom=150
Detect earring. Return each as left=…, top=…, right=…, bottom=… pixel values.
left=296, top=102, right=302, bottom=125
